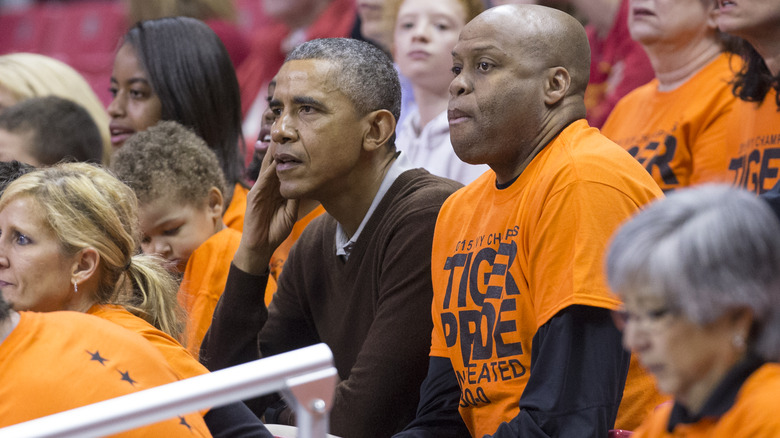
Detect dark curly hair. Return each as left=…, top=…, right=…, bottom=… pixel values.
left=111, top=121, right=226, bottom=207
left=732, top=39, right=780, bottom=110
left=0, top=160, right=34, bottom=195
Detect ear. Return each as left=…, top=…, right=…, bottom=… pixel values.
left=71, top=247, right=100, bottom=287
left=362, top=109, right=396, bottom=153
left=544, top=66, right=571, bottom=106
left=206, top=186, right=224, bottom=228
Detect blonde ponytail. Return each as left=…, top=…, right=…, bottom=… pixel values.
left=120, top=253, right=184, bottom=340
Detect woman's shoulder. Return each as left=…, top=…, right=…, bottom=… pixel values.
left=738, top=362, right=780, bottom=403
left=720, top=363, right=780, bottom=434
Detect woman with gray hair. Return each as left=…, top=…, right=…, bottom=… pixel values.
left=606, top=184, right=780, bottom=437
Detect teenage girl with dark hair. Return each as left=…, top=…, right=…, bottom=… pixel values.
left=108, top=16, right=249, bottom=230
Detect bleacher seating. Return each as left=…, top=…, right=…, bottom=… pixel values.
left=0, top=0, right=261, bottom=106
left=0, top=1, right=127, bottom=105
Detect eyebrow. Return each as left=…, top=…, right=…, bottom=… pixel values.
left=398, top=12, right=456, bottom=20
left=452, top=44, right=505, bottom=58
left=109, top=77, right=152, bottom=86
left=149, top=216, right=186, bottom=231
left=270, top=96, right=327, bottom=108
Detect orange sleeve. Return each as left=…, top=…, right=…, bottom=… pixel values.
left=687, top=94, right=736, bottom=187
left=179, top=228, right=242, bottom=359
left=528, top=180, right=629, bottom=327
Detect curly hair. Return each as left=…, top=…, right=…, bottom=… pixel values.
left=0, top=160, right=34, bottom=195
left=111, top=121, right=226, bottom=208
left=732, top=39, right=780, bottom=109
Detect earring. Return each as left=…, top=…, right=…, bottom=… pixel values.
left=73, top=281, right=78, bottom=294
left=733, top=333, right=746, bottom=350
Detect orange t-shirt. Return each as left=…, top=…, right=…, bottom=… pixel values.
left=602, top=53, right=740, bottom=192
left=268, top=204, right=326, bottom=292
left=178, top=227, right=276, bottom=359
left=725, top=88, right=780, bottom=194
left=633, top=364, right=780, bottom=437
left=87, top=304, right=208, bottom=380
left=0, top=311, right=210, bottom=437
left=223, top=183, right=248, bottom=232
left=429, top=120, right=664, bottom=437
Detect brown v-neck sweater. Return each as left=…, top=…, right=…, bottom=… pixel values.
left=201, top=168, right=462, bottom=438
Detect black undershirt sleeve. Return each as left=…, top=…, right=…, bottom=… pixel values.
left=396, top=305, right=628, bottom=438
left=489, top=305, right=630, bottom=438
left=759, top=180, right=780, bottom=222
left=393, top=356, right=471, bottom=438
left=203, top=402, right=274, bottom=438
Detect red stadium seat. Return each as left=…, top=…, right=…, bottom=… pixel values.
left=38, top=1, right=126, bottom=60
left=0, top=6, right=47, bottom=54
left=37, top=1, right=126, bottom=106
left=235, top=0, right=276, bottom=34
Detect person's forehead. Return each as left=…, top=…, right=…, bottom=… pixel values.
left=275, top=59, right=342, bottom=96
left=1, top=195, right=47, bottom=226
left=453, top=14, right=525, bottom=57
left=139, top=195, right=195, bottom=224
left=623, top=291, right=669, bottom=311
left=0, top=128, right=34, bottom=155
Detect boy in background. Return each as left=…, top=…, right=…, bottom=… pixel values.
left=0, top=96, right=103, bottom=166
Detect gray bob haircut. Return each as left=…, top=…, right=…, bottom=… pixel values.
left=607, top=184, right=780, bottom=360
left=285, top=38, right=401, bottom=125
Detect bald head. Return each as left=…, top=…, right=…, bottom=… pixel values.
left=469, top=4, right=590, bottom=95
left=448, top=4, right=591, bottom=181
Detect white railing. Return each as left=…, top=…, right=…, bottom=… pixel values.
left=0, top=343, right=338, bottom=438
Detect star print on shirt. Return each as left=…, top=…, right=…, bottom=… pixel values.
left=86, top=350, right=108, bottom=365
left=179, top=416, right=192, bottom=430
left=118, top=370, right=137, bottom=386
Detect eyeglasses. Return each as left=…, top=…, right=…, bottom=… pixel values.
left=611, top=306, right=676, bottom=332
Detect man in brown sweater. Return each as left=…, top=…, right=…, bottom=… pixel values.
left=200, top=37, right=463, bottom=438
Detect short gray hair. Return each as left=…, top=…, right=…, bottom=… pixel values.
left=286, top=38, right=401, bottom=125
left=607, top=184, right=780, bottom=360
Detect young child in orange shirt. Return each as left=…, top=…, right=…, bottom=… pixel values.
left=112, top=121, right=275, bottom=358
